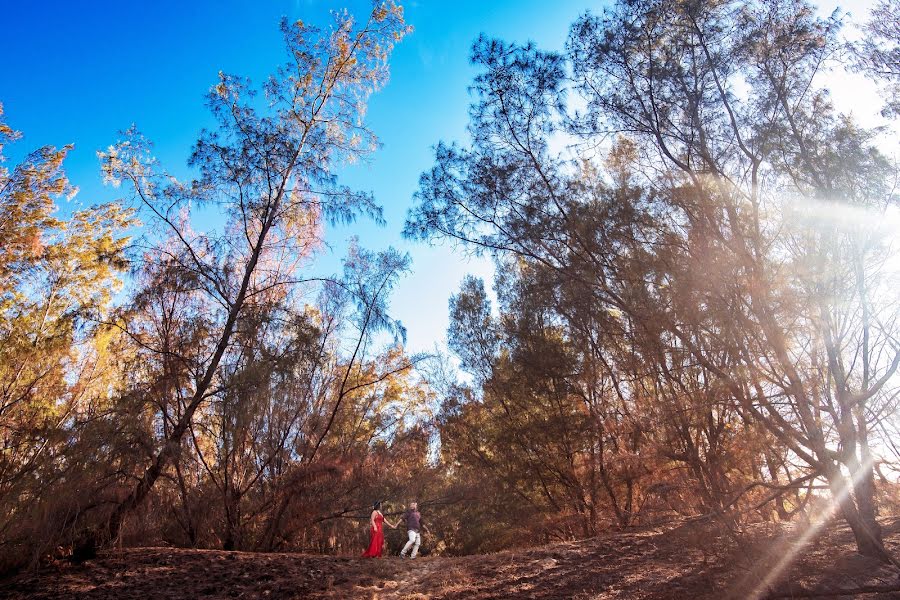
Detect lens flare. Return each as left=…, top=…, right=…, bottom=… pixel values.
left=742, top=457, right=879, bottom=600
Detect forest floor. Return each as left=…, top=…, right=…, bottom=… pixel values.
left=3, top=517, right=900, bottom=599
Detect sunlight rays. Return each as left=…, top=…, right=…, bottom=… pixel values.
left=785, top=195, right=900, bottom=236
left=745, top=457, right=879, bottom=600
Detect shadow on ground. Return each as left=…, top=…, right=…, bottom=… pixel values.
left=2, top=518, right=899, bottom=599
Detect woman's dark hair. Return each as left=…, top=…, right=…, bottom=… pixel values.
left=373, top=500, right=381, bottom=510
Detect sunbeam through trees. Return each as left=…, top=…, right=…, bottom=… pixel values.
left=1, top=0, right=900, bottom=598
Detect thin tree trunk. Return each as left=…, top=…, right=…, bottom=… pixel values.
left=74, top=197, right=283, bottom=559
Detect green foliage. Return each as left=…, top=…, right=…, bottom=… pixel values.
left=3, top=0, right=899, bottom=569
left=0, top=2, right=420, bottom=569
left=409, top=0, right=900, bottom=560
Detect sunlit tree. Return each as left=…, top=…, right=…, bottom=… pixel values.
left=0, top=105, right=133, bottom=569
left=408, top=0, right=900, bottom=561
left=78, top=2, right=411, bottom=553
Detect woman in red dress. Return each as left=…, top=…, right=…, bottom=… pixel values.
left=362, top=501, right=398, bottom=557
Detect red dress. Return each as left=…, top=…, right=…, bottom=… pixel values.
left=361, top=512, right=385, bottom=557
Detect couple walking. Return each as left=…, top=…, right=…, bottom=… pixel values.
left=361, top=501, right=426, bottom=558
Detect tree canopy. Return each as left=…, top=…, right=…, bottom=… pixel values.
left=1, top=0, right=899, bottom=574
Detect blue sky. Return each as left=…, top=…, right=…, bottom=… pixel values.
left=1, top=0, right=598, bottom=354
left=3, top=1, right=882, bottom=355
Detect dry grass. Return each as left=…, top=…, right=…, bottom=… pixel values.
left=2, top=517, right=899, bottom=599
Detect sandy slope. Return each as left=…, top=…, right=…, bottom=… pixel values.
left=3, top=519, right=900, bottom=599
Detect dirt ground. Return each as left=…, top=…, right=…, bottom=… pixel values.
left=3, top=518, right=900, bottom=599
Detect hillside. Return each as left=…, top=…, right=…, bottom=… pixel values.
left=3, top=518, right=900, bottom=599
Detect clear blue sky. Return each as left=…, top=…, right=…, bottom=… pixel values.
left=1, top=0, right=603, bottom=353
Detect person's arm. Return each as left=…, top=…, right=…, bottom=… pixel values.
left=370, top=510, right=378, bottom=529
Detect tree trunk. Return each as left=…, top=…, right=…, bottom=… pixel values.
left=824, top=463, right=890, bottom=562
left=174, top=459, right=198, bottom=547
left=259, top=491, right=291, bottom=552
left=849, top=460, right=884, bottom=558
left=75, top=211, right=279, bottom=556
left=764, top=452, right=791, bottom=521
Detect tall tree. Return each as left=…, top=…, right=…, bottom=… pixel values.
left=408, top=0, right=900, bottom=560
left=0, top=105, right=133, bottom=569
left=87, top=2, right=411, bottom=551
left=853, top=0, right=900, bottom=116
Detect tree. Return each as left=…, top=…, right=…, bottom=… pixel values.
left=408, top=0, right=900, bottom=561
left=567, top=0, right=900, bottom=560
left=0, top=105, right=133, bottom=569
left=82, top=2, right=411, bottom=552
left=853, top=0, right=900, bottom=116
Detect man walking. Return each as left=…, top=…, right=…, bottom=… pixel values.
left=399, top=501, right=425, bottom=558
